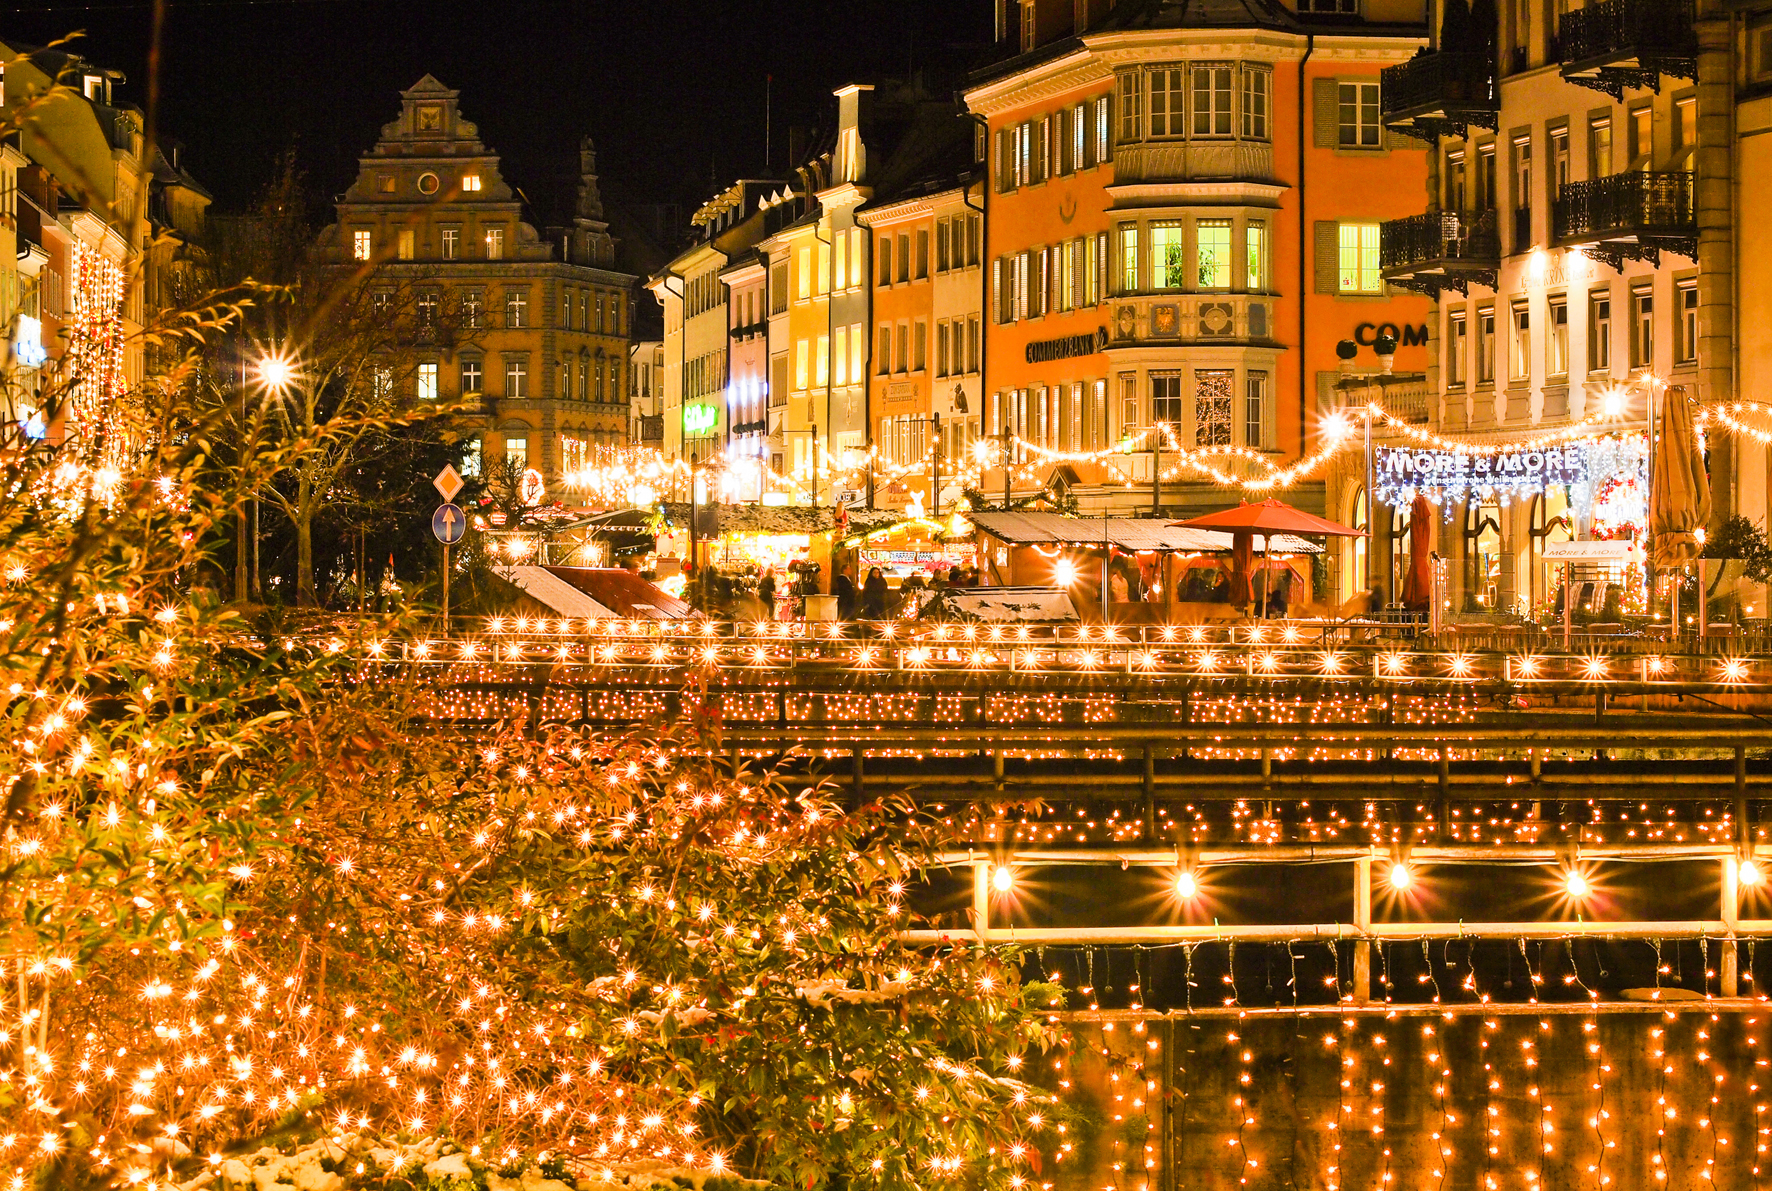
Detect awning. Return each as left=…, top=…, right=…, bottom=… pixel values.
left=928, top=586, right=1079, bottom=622
left=969, top=511, right=1321, bottom=554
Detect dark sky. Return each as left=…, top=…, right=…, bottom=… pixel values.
left=6, top=0, right=994, bottom=228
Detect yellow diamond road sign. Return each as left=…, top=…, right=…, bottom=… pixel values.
left=432, top=464, right=464, bottom=503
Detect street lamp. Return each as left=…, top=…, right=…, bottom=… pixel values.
left=255, top=351, right=297, bottom=395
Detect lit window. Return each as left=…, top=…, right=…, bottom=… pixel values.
left=505, top=290, right=528, bottom=329
left=1337, top=222, right=1382, bottom=293
left=461, top=438, right=482, bottom=478
left=462, top=173, right=483, bottom=192
left=352, top=230, right=372, bottom=261
left=461, top=358, right=483, bottom=393
left=1197, top=220, right=1232, bottom=289
left=416, top=362, right=438, bottom=401
left=1150, top=222, right=1186, bottom=290
left=485, top=227, right=504, bottom=260
left=397, top=228, right=415, bottom=261
left=505, top=435, right=528, bottom=469
left=1246, top=221, right=1266, bottom=290
left=441, top=228, right=458, bottom=259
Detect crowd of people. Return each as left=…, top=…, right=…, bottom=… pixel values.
left=683, top=560, right=985, bottom=621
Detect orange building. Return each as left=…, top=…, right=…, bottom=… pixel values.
left=966, top=0, right=1434, bottom=521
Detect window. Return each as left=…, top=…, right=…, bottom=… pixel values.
left=416, top=292, right=438, bottom=325
left=505, top=289, right=528, bottom=328
left=1512, top=136, right=1532, bottom=248
left=1119, top=372, right=1139, bottom=437
left=1197, top=220, right=1232, bottom=289
left=896, top=234, right=910, bottom=283
left=1299, top=0, right=1358, bottom=12
left=505, top=435, right=528, bottom=469
left=1551, top=126, right=1571, bottom=194
left=1096, top=95, right=1111, bottom=163
left=876, top=326, right=891, bottom=375
left=1338, top=82, right=1381, bottom=148
left=1590, top=118, right=1613, bottom=177
left=936, top=321, right=951, bottom=377
left=1628, top=104, right=1653, bottom=169
left=1118, top=223, right=1139, bottom=292
left=1446, top=150, right=1468, bottom=210
left=1032, top=116, right=1050, bottom=183
left=1449, top=313, right=1469, bottom=386
left=1073, top=102, right=1088, bottom=169
left=1151, top=372, right=1185, bottom=429
left=916, top=228, right=930, bottom=279
left=1477, top=308, right=1496, bottom=382
left=816, top=334, right=829, bottom=387
left=1675, top=97, right=1696, bottom=170
left=441, top=227, right=459, bottom=259
left=373, top=367, right=393, bottom=401
left=849, top=230, right=863, bottom=289
left=461, top=357, right=483, bottom=393
left=1245, top=222, right=1266, bottom=290
left=506, top=358, right=528, bottom=399
left=1245, top=372, right=1267, bottom=449
left=397, top=228, right=415, bottom=260
left=463, top=291, right=483, bottom=328
left=833, top=233, right=847, bottom=291
left=484, top=227, right=504, bottom=260
left=1511, top=302, right=1531, bottom=381
left=1548, top=297, right=1569, bottom=376
left=1193, top=66, right=1233, bottom=137
left=462, top=173, right=482, bottom=192
left=797, top=246, right=812, bottom=300
left=877, top=237, right=892, bottom=287
left=1089, top=379, right=1107, bottom=451
left=1194, top=369, right=1233, bottom=446
left=352, top=230, right=372, bottom=261
left=914, top=322, right=927, bottom=372
left=1242, top=69, right=1270, bottom=139
left=1338, top=223, right=1382, bottom=294
left=1590, top=291, right=1612, bottom=371
left=1118, top=72, right=1144, bottom=142
left=849, top=324, right=864, bottom=385
left=770, top=261, right=788, bottom=312
left=462, top=438, right=482, bottom=478
left=833, top=329, right=847, bottom=387
left=1677, top=280, right=1698, bottom=363
left=417, top=362, right=438, bottom=401
left=1477, top=144, right=1497, bottom=209
left=1151, top=222, right=1186, bottom=289
left=1631, top=286, right=1653, bottom=368
left=796, top=339, right=810, bottom=389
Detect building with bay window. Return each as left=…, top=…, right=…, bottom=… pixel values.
left=1369, top=0, right=1772, bottom=616
left=316, top=77, right=635, bottom=502
left=966, top=0, right=1432, bottom=536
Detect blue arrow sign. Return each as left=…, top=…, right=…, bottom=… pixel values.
left=432, top=503, right=466, bottom=545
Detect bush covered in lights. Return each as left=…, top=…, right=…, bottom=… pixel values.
left=0, top=152, right=1068, bottom=1191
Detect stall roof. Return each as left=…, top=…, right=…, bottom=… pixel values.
left=495, top=567, right=618, bottom=618
left=658, top=503, right=902, bottom=537
left=542, top=567, right=694, bottom=619
left=969, top=512, right=1322, bottom=554
left=930, top=587, right=1079, bottom=623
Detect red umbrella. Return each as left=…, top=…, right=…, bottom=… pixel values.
left=1399, top=494, right=1435, bottom=611
left=1172, top=498, right=1367, bottom=538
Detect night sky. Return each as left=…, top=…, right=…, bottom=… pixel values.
left=5, top=0, right=994, bottom=231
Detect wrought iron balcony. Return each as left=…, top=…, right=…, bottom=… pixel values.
left=1380, top=51, right=1499, bottom=142
left=1558, top=0, right=1696, bottom=99
left=1379, top=209, right=1500, bottom=297
left=1552, top=170, right=1695, bottom=271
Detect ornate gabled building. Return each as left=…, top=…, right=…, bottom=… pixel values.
left=315, top=76, right=636, bottom=499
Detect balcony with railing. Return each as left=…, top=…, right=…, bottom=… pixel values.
left=1379, top=209, right=1500, bottom=297
left=1552, top=171, right=1695, bottom=271
left=1558, top=0, right=1695, bottom=99
left=1379, top=51, right=1499, bottom=142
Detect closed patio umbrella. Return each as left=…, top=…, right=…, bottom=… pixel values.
left=1399, top=494, right=1436, bottom=611
left=1650, top=384, right=1711, bottom=570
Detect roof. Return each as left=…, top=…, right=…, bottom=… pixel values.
left=495, top=566, right=618, bottom=618
left=1093, top=0, right=1300, bottom=32
left=969, top=511, right=1321, bottom=554
left=928, top=587, right=1079, bottom=623
left=541, top=567, right=694, bottom=619
left=658, top=503, right=903, bottom=537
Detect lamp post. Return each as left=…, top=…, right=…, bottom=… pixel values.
left=247, top=350, right=297, bottom=604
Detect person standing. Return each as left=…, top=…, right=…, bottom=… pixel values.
left=860, top=567, right=889, bottom=619
left=834, top=567, right=857, bottom=621
left=757, top=567, right=777, bottom=620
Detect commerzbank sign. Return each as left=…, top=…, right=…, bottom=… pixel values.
left=683, top=404, right=718, bottom=435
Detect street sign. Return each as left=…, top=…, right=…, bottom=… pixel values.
left=432, top=464, right=464, bottom=503
left=432, top=503, right=466, bottom=545
left=489, top=509, right=508, bottom=528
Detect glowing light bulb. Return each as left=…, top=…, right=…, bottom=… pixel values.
left=1053, top=558, right=1078, bottom=587
left=1388, top=863, right=1413, bottom=892
left=256, top=352, right=296, bottom=393
left=1565, top=870, right=1591, bottom=899
left=991, top=865, right=1015, bottom=894
left=1175, top=870, right=1199, bottom=900
left=1741, top=860, right=1764, bottom=887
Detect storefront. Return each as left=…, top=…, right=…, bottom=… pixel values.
left=845, top=514, right=976, bottom=582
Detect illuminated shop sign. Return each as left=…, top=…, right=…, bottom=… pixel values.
left=13, top=315, right=46, bottom=368
left=683, top=404, right=718, bottom=434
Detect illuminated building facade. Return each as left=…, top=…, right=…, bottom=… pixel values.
left=966, top=0, right=1433, bottom=527
left=316, top=77, right=636, bottom=498
left=1371, top=0, right=1772, bottom=616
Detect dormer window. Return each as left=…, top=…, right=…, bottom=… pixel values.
left=462, top=174, right=483, bottom=192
